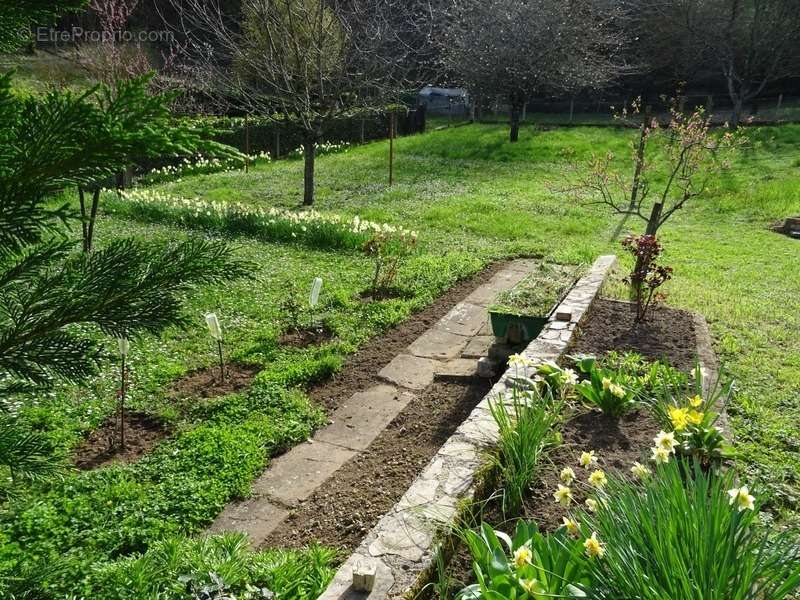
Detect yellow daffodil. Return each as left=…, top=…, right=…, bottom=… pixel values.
left=560, top=466, right=576, bottom=485
left=727, top=486, right=756, bottom=512
left=513, top=545, right=533, bottom=568
left=668, top=406, right=689, bottom=431
left=588, top=469, right=607, bottom=489
left=609, top=383, right=626, bottom=399
left=553, top=484, right=573, bottom=507
left=689, top=395, right=704, bottom=408
left=580, top=450, right=598, bottom=469
left=601, top=377, right=612, bottom=391
left=585, top=498, right=598, bottom=512
left=519, top=578, right=542, bottom=595
left=653, top=431, right=678, bottom=452
left=651, top=446, right=671, bottom=464
left=509, top=354, right=534, bottom=368
left=687, top=409, right=704, bottom=425
left=630, top=461, right=651, bottom=479
left=562, top=516, right=580, bottom=537
left=583, top=532, right=605, bottom=558
left=561, top=368, right=578, bottom=386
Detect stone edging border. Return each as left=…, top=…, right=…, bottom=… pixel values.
left=318, top=255, right=618, bottom=600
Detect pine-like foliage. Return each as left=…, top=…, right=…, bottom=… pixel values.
left=0, top=73, right=252, bottom=486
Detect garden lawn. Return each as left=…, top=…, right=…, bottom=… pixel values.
left=151, top=121, right=800, bottom=522
left=2, top=121, right=799, bottom=598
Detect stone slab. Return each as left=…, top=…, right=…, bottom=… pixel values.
left=315, top=385, right=415, bottom=451
left=433, top=358, right=479, bottom=382
left=251, top=440, right=356, bottom=506
left=378, top=354, right=438, bottom=390
left=208, top=499, right=289, bottom=547
left=436, top=302, right=489, bottom=337
left=407, top=327, right=469, bottom=360
left=461, top=335, right=495, bottom=359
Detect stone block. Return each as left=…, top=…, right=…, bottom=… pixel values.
left=251, top=440, right=356, bottom=506
left=315, top=385, right=415, bottom=451
left=434, top=358, right=478, bottom=382
left=378, top=354, right=438, bottom=390
left=461, top=335, right=495, bottom=359
left=408, top=328, right=469, bottom=360
left=437, top=302, right=488, bottom=337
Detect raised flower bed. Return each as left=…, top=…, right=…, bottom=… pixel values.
left=488, top=263, right=582, bottom=344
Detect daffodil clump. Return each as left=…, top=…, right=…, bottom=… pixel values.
left=138, top=152, right=273, bottom=185
left=506, top=356, right=579, bottom=396
left=572, top=357, right=640, bottom=418
left=109, top=189, right=418, bottom=252
left=653, top=390, right=732, bottom=469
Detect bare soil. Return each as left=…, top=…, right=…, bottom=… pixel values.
left=569, top=299, right=698, bottom=371
left=168, top=362, right=263, bottom=400
left=73, top=412, right=167, bottom=470
left=278, top=323, right=335, bottom=348
left=263, top=378, right=495, bottom=553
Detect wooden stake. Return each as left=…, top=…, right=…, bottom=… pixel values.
left=244, top=113, right=250, bottom=173
left=389, top=111, right=395, bottom=186
left=119, top=355, right=127, bottom=450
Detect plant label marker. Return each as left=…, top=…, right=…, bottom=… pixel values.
left=205, top=313, right=225, bottom=381
left=309, top=277, right=323, bottom=307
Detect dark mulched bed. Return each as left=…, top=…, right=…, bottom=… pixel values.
left=168, top=362, right=262, bottom=400
left=278, top=324, right=334, bottom=348
left=74, top=412, right=167, bottom=470
left=262, top=378, right=494, bottom=553
left=569, top=299, right=698, bottom=371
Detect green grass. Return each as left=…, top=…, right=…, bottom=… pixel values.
left=3, top=120, right=800, bottom=597
left=149, top=121, right=800, bottom=522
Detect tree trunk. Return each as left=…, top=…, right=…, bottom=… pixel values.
left=731, top=96, right=743, bottom=128
left=302, top=139, right=316, bottom=206
left=509, top=96, right=522, bottom=143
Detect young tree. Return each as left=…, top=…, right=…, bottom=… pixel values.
left=0, top=72, right=252, bottom=488
left=170, top=0, right=434, bottom=205
left=439, top=0, right=628, bottom=142
left=564, top=98, right=745, bottom=236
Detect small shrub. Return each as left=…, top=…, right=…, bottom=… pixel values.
left=621, top=234, right=672, bottom=322
left=362, top=227, right=418, bottom=297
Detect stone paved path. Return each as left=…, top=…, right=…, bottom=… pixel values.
left=208, top=260, right=536, bottom=546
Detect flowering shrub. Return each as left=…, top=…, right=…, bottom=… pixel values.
left=108, top=190, right=417, bottom=251
left=621, top=234, right=673, bottom=322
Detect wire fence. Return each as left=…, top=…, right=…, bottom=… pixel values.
left=428, top=94, right=800, bottom=127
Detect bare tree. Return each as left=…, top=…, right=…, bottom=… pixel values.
left=439, top=0, right=629, bottom=142
left=168, top=0, right=434, bottom=205
left=708, top=0, right=800, bottom=126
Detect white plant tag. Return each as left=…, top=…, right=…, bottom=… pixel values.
left=118, top=337, right=130, bottom=357
left=205, top=312, right=223, bottom=340
left=309, top=277, right=323, bottom=307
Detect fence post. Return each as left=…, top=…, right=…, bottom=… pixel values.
left=275, top=129, right=281, bottom=159
left=521, top=102, right=526, bottom=122
left=569, top=97, right=575, bottom=123
left=776, top=94, right=783, bottom=119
